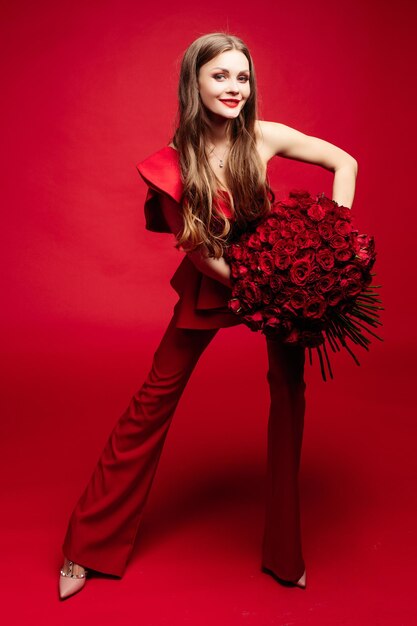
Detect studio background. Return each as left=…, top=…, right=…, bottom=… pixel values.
left=1, top=0, right=415, bottom=624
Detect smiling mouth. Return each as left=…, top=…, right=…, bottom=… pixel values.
left=220, top=99, right=241, bottom=103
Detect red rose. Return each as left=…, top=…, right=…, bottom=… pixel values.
left=265, top=216, right=281, bottom=229
left=261, top=289, right=274, bottom=305
left=334, top=248, right=353, bottom=262
left=280, top=224, right=293, bottom=238
left=272, top=239, right=286, bottom=253
left=296, top=249, right=316, bottom=263
left=335, top=206, right=352, bottom=219
left=283, top=239, right=298, bottom=255
left=289, top=260, right=312, bottom=285
left=229, top=244, right=244, bottom=260
left=303, top=295, right=327, bottom=319
left=263, top=316, right=282, bottom=331
left=306, top=267, right=322, bottom=283
left=294, top=232, right=311, bottom=249
left=307, top=230, right=322, bottom=248
left=270, top=275, right=284, bottom=293
left=282, top=301, right=299, bottom=315
left=259, top=252, right=275, bottom=275
left=243, top=282, right=262, bottom=306
left=316, top=248, right=335, bottom=270
left=248, top=256, right=260, bottom=272
left=274, top=252, right=292, bottom=270
left=354, top=233, right=373, bottom=249
left=290, top=218, right=306, bottom=233
left=228, top=298, right=243, bottom=314
left=342, top=264, right=362, bottom=280
left=307, top=203, right=326, bottom=221
left=290, top=290, right=307, bottom=309
left=330, top=268, right=342, bottom=282
left=247, top=232, right=263, bottom=250
left=248, top=311, right=263, bottom=323
left=329, top=234, right=349, bottom=249
left=334, top=219, right=352, bottom=236
left=318, top=222, right=334, bottom=239
left=282, top=199, right=298, bottom=211
left=340, top=278, right=362, bottom=298
left=269, top=305, right=283, bottom=317
left=355, top=247, right=372, bottom=264
left=271, top=204, right=286, bottom=219
left=289, top=189, right=312, bottom=210
left=327, top=288, right=343, bottom=306
left=320, top=195, right=337, bottom=211
left=315, top=274, right=336, bottom=294
left=268, top=229, right=282, bottom=245
left=258, top=224, right=270, bottom=243
left=256, top=271, right=272, bottom=286
left=235, top=264, right=249, bottom=277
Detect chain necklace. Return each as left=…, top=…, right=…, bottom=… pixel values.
left=208, top=144, right=230, bottom=168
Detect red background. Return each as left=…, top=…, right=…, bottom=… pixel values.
left=1, top=0, right=416, bottom=624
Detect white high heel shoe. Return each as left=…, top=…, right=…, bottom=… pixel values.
left=59, top=557, right=88, bottom=600
left=294, top=568, right=306, bottom=589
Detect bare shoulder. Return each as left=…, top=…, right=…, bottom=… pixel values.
left=254, top=119, right=290, bottom=164
left=255, top=120, right=297, bottom=157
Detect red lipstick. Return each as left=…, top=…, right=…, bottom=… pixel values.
left=220, top=99, right=241, bottom=108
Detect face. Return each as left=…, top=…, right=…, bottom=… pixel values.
left=197, top=49, right=251, bottom=120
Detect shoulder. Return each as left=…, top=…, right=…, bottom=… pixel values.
left=255, top=119, right=299, bottom=159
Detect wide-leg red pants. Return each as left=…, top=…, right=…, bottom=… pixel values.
left=62, top=311, right=306, bottom=582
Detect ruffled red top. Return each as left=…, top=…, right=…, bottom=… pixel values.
left=136, top=145, right=242, bottom=329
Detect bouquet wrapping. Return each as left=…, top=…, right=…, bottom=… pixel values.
left=223, top=190, right=383, bottom=381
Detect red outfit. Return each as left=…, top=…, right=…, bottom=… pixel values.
left=62, top=145, right=307, bottom=582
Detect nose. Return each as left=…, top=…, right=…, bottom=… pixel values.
left=226, top=78, right=240, bottom=94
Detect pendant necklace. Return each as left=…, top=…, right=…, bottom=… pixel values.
left=209, top=144, right=230, bottom=168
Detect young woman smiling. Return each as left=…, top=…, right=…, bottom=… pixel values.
left=59, top=32, right=357, bottom=600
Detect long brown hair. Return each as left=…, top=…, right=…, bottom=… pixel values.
left=170, top=32, right=275, bottom=259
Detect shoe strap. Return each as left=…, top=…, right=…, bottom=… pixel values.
left=60, top=559, right=88, bottom=578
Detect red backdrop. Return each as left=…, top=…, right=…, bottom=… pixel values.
left=1, top=0, right=415, bottom=624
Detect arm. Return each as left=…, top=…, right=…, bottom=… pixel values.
left=258, top=120, right=358, bottom=208
left=159, top=192, right=232, bottom=288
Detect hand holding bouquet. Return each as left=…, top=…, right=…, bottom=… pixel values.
left=223, top=190, right=383, bottom=381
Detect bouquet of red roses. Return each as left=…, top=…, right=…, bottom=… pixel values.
left=223, top=189, right=383, bottom=381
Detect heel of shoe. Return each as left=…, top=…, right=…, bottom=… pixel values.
left=59, top=558, right=88, bottom=600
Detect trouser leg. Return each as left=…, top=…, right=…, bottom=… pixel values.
left=62, top=313, right=219, bottom=577
left=261, top=336, right=307, bottom=581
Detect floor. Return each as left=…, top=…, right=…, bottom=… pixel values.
left=1, top=321, right=414, bottom=625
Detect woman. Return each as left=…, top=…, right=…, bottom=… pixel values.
left=59, top=32, right=358, bottom=599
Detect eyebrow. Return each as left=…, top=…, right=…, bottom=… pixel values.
left=210, top=66, right=250, bottom=73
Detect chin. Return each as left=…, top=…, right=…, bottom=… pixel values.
left=214, top=107, right=242, bottom=119
left=203, top=106, right=243, bottom=124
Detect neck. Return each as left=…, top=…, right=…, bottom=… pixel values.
left=205, top=113, right=232, bottom=146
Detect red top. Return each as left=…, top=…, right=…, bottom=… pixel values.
left=136, top=145, right=242, bottom=330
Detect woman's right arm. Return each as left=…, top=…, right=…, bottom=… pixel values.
left=159, top=193, right=232, bottom=289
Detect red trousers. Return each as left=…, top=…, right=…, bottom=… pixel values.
left=62, top=311, right=306, bottom=581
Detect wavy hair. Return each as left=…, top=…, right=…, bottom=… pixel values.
left=170, top=32, right=275, bottom=259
